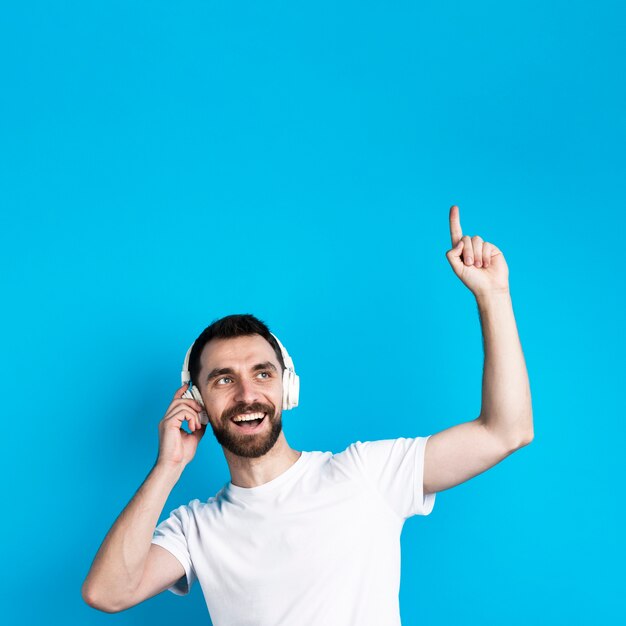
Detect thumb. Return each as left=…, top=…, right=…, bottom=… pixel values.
left=446, top=239, right=466, bottom=274
left=447, top=239, right=464, bottom=260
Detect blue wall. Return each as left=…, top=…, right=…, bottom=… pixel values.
left=1, top=1, right=624, bottom=624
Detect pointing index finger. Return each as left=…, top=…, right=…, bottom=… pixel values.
left=449, top=205, right=463, bottom=247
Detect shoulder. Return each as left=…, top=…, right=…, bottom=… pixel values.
left=162, top=495, right=221, bottom=523
left=331, top=437, right=431, bottom=474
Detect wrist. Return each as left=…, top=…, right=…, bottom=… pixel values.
left=152, top=460, right=186, bottom=483
left=475, top=288, right=511, bottom=305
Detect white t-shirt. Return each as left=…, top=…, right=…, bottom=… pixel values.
left=151, top=436, right=436, bottom=626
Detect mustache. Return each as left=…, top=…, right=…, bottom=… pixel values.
left=223, top=402, right=275, bottom=421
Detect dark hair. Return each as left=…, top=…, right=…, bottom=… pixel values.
left=188, top=314, right=286, bottom=387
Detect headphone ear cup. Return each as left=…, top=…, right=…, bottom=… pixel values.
left=281, top=369, right=299, bottom=410
left=290, top=372, right=299, bottom=408
left=282, top=368, right=290, bottom=410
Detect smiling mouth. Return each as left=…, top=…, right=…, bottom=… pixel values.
left=230, top=413, right=267, bottom=432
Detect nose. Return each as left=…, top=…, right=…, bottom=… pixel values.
left=233, top=377, right=259, bottom=405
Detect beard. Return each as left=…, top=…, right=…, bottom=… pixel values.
left=209, top=400, right=283, bottom=459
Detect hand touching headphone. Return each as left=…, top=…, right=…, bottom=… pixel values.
left=180, top=333, right=300, bottom=425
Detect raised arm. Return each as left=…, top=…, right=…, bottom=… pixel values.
left=81, top=384, right=206, bottom=612
left=423, top=206, right=534, bottom=495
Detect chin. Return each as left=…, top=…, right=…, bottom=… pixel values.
left=215, top=413, right=283, bottom=458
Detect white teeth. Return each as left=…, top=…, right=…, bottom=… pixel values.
left=232, top=412, right=265, bottom=423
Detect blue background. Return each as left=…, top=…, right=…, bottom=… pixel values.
left=1, top=1, right=624, bottom=624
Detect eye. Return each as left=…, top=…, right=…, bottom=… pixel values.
left=257, top=371, right=272, bottom=379
left=216, top=376, right=233, bottom=385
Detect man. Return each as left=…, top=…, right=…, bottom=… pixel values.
left=82, top=205, right=534, bottom=625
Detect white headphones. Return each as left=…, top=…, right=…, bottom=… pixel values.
left=180, top=332, right=300, bottom=425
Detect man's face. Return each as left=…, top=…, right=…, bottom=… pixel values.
left=197, top=334, right=284, bottom=458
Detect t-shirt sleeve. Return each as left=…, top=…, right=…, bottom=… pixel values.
left=151, top=504, right=197, bottom=596
left=349, top=436, right=436, bottom=520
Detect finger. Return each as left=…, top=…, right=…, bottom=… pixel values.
left=449, top=205, right=463, bottom=247
left=462, top=235, right=473, bottom=265
left=187, top=408, right=202, bottom=433
left=164, top=397, right=204, bottom=419
left=174, top=383, right=189, bottom=400
left=449, top=238, right=464, bottom=256
left=485, top=242, right=502, bottom=263
left=471, top=235, right=484, bottom=267
left=445, top=238, right=465, bottom=271
left=165, top=407, right=200, bottom=430
left=166, top=407, right=199, bottom=426
left=483, top=242, right=493, bottom=267
left=192, top=423, right=207, bottom=442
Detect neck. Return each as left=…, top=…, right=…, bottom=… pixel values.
left=225, top=433, right=301, bottom=488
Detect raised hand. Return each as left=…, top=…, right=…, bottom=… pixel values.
left=156, top=383, right=207, bottom=470
left=445, top=205, right=510, bottom=297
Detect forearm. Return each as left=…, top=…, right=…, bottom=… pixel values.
left=476, top=290, right=534, bottom=447
left=82, top=462, right=184, bottom=608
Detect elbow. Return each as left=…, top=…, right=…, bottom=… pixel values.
left=516, top=428, right=534, bottom=448
left=519, top=435, right=533, bottom=448
left=81, top=580, right=123, bottom=614
left=504, top=428, right=534, bottom=451
left=515, top=414, right=534, bottom=448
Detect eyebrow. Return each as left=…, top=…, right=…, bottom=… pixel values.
left=205, top=361, right=278, bottom=384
